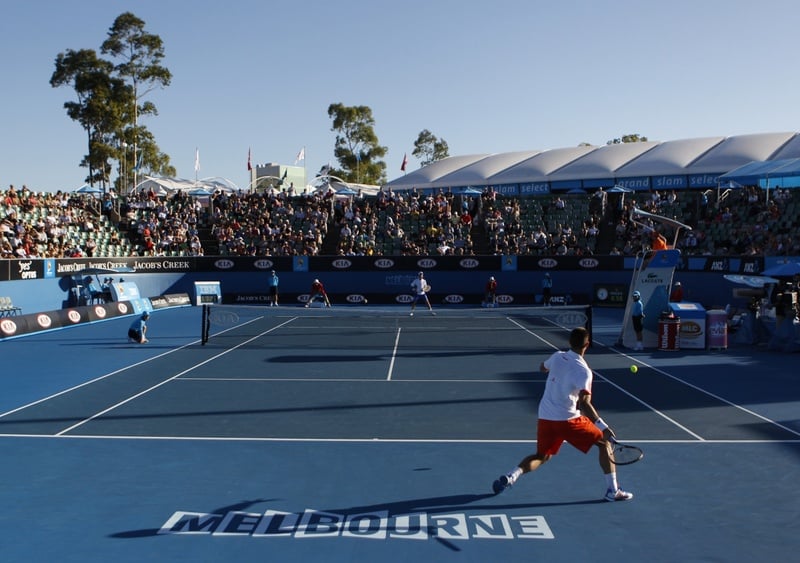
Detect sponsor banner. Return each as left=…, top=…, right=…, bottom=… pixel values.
left=150, top=293, right=192, bottom=309
left=54, top=257, right=138, bottom=276
left=0, top=301, right=132, bottom=339
left=129, top=257, right=193, bottom=273
left=614, top=176, right=651, bottom=191
left=309, top=256, right=502, bottom=272
left=702, top=257, right=731, bottom=272
left=0, top=259, right=8, bottom=281
left=736, top=257, right=764, bottom=275
left=226, top=293, right=272, bottom=305
left=195, top=256, right=291, bottom=273
left=492, top=183, right=520, bottom=196
left=652, top=175, right=688, bottom=189
left=519, top=183, right=550, bottom=196
left=688, top=173, right=720, bottom=188
left=9, top=259, right=45, bottom=281
left=517, top=255, right=624, bottom=271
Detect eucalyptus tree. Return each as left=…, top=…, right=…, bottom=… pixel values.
left=327, top=103, right=387, bottom=185
left=412, top=129, right=449, bottom=167
left=101, top=12, right=174, bottom=187
left=50, top=48, right=129, bottom=188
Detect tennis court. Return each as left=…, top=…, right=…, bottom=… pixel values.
left=0, top=304, right=798, bottom=562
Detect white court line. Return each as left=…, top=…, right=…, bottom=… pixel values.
left=386, top=327, right=402, bottom=381
left=177, top=377, right=541, bottom=383
left=608, top=344, right=800, bottom=439
left=506, top=317, right=706, bottom=441
left=1, top=434, right=798, bottom=444
left=0, top=339, right=204, bottom=420
left=0, top=313, right=268, bottom=421
left=54, top=317, right=299, bottom=436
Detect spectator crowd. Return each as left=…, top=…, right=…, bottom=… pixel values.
left=2, top=181, right=799, bottom=260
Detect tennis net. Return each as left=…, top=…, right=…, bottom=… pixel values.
left=200, top=303, right=592, bottom=346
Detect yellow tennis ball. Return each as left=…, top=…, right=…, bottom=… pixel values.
left=630, top=365, right=638, bottom=374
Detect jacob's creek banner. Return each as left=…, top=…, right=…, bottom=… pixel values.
left=0, top=255, right=777, bottom=279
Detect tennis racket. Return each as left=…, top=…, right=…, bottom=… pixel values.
left=609, top=437, right=644, bottom=465
left=423, top=284, right=431, bottom=293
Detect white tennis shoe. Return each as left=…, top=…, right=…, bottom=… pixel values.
left=604, top=488, right=634, bottom=502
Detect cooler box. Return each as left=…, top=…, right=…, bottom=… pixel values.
left=706, top=309, right=728, bottom=349
left=669, top=302, right=706, bottom=349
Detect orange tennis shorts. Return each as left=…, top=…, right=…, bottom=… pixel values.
left=537, top=416, right=603, bottom=455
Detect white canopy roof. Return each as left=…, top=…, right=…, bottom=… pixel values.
left=383, top=131, right=800, bottom=191
left=135, top=176, right=237, bottom=195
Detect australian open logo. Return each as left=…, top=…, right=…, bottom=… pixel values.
left=459, top=258, right=479, bottom=269
left=444, top=294, right=464, bottom=304
left=396, top=294, right=414, bottom=304
left=254, top=259, right=274, bottom=270
left=578, top=258, right=599, bottom=269
left=332, top=259, right=352, bottom=269
left=538, top=258, right=557, bottom=269
left=214, top=259, right=235, bottom=270
left=374, top=258, right=395, bottom=269
left=36, top=314, right=52, bottom=329
left=417, top=258, right=437, bottom=268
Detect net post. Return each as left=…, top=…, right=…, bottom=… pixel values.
left=201, top=304, right=209, bottom=345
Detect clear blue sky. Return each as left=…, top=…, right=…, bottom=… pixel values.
left=2, top=0, right=799, bottom=192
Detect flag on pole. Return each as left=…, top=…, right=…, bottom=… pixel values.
left=295, top=147, right=305, bottom=164
left=401, top=153, right=408, bottom=172
left=194, top=148, right=200, bottom=172
left=247, top=148, right=252, bottom=171
left=132, top=152, right=143, bottom=172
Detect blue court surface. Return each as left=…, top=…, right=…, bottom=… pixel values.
left=1, top=304, right=798, bottom=562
